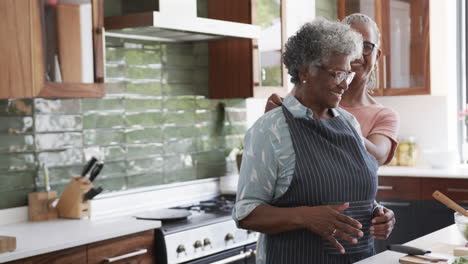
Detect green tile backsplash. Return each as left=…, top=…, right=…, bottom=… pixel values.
left=0, top=41, right=247, bottom=209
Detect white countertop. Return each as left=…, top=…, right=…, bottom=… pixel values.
left=0, top=216, right=161, bottom=263
left=356, top=224, right=465, bottom=264
left=378, top=166, right=468, bottom=178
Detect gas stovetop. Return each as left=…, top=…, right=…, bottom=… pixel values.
left=160, top=195, right=236, bottom=234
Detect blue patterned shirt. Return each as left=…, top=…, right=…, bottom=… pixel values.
left=233, top=93, right=364, bottom=264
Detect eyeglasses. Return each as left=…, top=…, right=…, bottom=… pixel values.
left=363, top=41, right=376, bottom=56
left=319, top=67, right=356, bottom=85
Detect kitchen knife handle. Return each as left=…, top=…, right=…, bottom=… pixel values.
left=387, top=245, right=429, bottom=255
left=83, top=187, right=103, bottom=202
left=81, top=157, right=97, bottom=177
left=89, top=163, right=104, bottom=182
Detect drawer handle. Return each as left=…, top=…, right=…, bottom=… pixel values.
left=378, top=185, right=394, bottom=190
left=379, top=201, right=411, bottom=207
left=105, top=249, right=148, bottom=263
left=448, top=188, right=468, bottom=193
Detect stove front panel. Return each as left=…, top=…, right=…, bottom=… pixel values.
left=164, top=220, right=258, bottom=264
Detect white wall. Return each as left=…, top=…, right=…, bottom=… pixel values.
left=247, top=0, right=460, bottom=159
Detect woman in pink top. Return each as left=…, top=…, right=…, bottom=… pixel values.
left=340, top=14, right=399, bottom=166
left=265, top=13, right=399, bottom=241
left=266, top=13, right=399, bottom=166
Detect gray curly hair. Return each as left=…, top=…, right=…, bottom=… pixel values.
left=342, top=13, right=381, bottom=47
left=283, top=17, right=363, bottom=85
left=343, top=13, right=381, bottom=92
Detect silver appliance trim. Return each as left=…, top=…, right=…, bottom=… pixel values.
left=164, top=220, right=258, bottom=264
left=105, top=0, right=260, bottom=42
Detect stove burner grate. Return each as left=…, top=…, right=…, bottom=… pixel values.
left=172, top=195, right=235, bottom=214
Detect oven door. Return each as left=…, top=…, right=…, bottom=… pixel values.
left=183, top=243, right=256, bottom=264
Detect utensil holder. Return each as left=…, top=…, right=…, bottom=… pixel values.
left=56, top=176, right=93, bottom=219
left=28, top=191, right=58, bottom=222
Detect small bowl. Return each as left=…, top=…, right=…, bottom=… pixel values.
left=423, top=150, right=459, bottom=169
left=455, top=212, right=468, bottom=240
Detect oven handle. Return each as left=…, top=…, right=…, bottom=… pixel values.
left=210, top=249, right=256, bottom=264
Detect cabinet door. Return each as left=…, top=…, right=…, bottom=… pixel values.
left=251, top=0, right=287, bottom=98
left=208, top=0, right=287, bottom=99
left=7, top=245, right=87, bottom=264
left=421, top=178, right=468, bottom=201
left=0, top=0, right=44, bottom=98
left=377, top=176, right=421, bottom=200
left=374, top=199, right=420, bottom=253
left=419, top=200, right=464, bottom=236
left=208, top=0, right=254, bottom=99
left=380, top=0, right=430, bottom=95
left=336, top=0, right=430, bottom=96
left=87, top=230, right=154, bottom=264
left=0, top=0, right=105, bottom=99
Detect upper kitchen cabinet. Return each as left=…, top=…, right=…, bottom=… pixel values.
left=252, top=0, right=287, bottom=97
left=331, top=0, right=430, bottom=96
left=208, top=0, right=287, bottom=98
left=103, top=0, right=262, bottom=99
left=0, top=0, right=105, bottom=99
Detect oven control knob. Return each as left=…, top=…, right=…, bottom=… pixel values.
left=193, top=240, right=203, bottom=249
left=225, top=233, right=235, bottom=242
left=203, top=238, right=212, bottom=247
left=176, top=245, right=186, bottom=254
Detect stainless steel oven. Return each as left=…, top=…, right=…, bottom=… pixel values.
left=151, top=195, right=258, bottom=264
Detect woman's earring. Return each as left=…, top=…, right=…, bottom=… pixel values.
left=302, top=80, right=307, bottom=84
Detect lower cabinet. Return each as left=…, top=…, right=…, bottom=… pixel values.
left=88, top=230, right=155, bottom=264
left=374, top=199, right=420, bottom=253
left=374, top=176, right=467, bottom=253
left=7, top=230, right=155, bottom=264
left=419, top=200, right=466, bottom=235
left=9, top=246, right=87, bottom=264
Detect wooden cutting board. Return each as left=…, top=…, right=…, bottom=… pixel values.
left=399, top=243, right=459, bottom=264
left=0, top=236, right=16, bottom=253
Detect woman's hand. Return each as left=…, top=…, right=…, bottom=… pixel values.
left=298, top=203, right=364, bottom=254
left=370, top=206, right=396, bottom=239
left=265, top=94, right=284, bottom=113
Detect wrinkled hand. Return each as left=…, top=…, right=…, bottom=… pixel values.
left=370, top=206, right=396, bottom=240
left=265, top=94, right=284, bottom=113
left=299, top=203, right=363, bottom=254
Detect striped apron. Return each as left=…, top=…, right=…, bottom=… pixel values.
left=265, top=106, right=379, bottom=264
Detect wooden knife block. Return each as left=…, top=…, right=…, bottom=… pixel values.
left=56, top=176, right=93, bottom=219
left=0, top=236, right=16, bottom=253
left=28, top=191, right=58, bottom=222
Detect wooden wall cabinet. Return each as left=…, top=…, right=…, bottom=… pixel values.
left=208, top=0, right=287, bottom=99
left=7, top=230, right=155, bottom=264
left=0, top=0, right=105, bottom=99
left=337, top=0, right=430, bottom=96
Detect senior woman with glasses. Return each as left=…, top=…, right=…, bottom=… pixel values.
left=233, top=17, right=379, bottom=264
left=265, top=13, right=398, bottom=243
